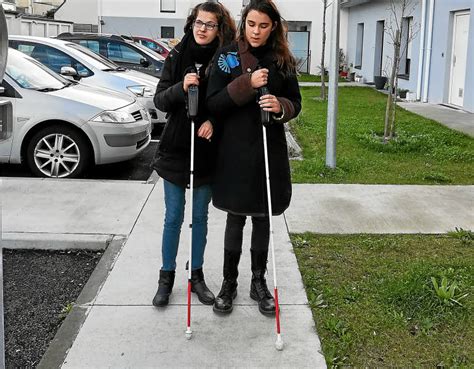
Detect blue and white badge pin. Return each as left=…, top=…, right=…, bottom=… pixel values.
left=218, top=52, right=239, bottom=73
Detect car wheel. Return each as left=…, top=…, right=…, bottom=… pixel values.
left=26, top=125, right=91, bottom=178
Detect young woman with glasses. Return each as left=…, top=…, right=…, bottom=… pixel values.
left=206, top=0, right=301, bottom=315
left=152, top=2, right=236, bottom=307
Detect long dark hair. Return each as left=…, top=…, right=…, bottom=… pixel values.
left=184, top=2, right=237, bottom=48
left=239, top=0, right=296, bottom=75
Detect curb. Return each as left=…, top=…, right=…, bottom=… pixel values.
left=1, top=232, right=116, bottom=250
left=37, top=236, right=126, bottom=369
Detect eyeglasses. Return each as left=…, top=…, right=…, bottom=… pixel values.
left=193, top=19, right=219, bottom=31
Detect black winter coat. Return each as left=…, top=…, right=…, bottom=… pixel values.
left=206, top=41, right=301, bottom=216
left=153, top=42, right=216, bottom=188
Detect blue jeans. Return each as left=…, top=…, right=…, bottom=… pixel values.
left=161, top=179, right=212, bottom=271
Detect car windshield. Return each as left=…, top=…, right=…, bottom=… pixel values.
left=66, top=43, right=123, bottom=71
left=6, top=49, right=69, bottom=90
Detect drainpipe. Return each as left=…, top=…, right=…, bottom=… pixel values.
left=416, top=0, right=427, bottom=100
left=422, top=0, right=435, bottom=103
left=97, top=0, right=102, bottom=33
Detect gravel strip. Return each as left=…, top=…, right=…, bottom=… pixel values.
left=3, top=249, right=103, bottom=368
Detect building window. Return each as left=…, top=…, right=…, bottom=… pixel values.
left=355, top=23, right=364, bottom=69
left=399, top=16, right=413, bottom=79
left=161, top=0, right=176, bottom=13
left=161, top=26, right=175, bottom=38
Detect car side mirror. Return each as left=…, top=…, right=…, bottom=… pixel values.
left=60, top=66, right=78, bottom=77
left=140, top=58, right=150, bottom=67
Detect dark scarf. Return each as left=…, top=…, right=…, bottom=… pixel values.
left=175, top=31, right=219, bottom=81
left=249, top=42, right=274, bottom=69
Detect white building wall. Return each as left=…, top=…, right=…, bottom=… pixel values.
left=345, top=0, right=421, bottom=91
left=55, top=0, right=98, bottom=25
left=55, top=0, right=349, bottom=76
left=427, top=0, right=473, bottom=112
left=345, top=0, right=473, bottom=112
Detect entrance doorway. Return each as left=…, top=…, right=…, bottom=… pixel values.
left=288, top=31, right=310, bottom=74
left=374, top=20, right=385, bottom=77
left=449, top=11, right=470, bottom=107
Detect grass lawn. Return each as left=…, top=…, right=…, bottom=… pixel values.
left=298, top=73, right=346, bottom=83
left=290, top=87, right=474, bottom=184
left=292, top=233, right=474, bottom=367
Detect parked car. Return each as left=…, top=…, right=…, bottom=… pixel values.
left=9, top=35, right=165, bottom=128
left=129, top=36, right=170, bottom=58
left=0, top=48, right=152, bottom=178
left=56, top=33, right=165, bottom=78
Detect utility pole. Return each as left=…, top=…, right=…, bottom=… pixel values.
left=325, top=0, right=340, bottom=169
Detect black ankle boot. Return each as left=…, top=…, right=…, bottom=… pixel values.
left=213, top=249, right=241, bottom=314
left=152, top=270, right=175, bottom=307
left=250, top=250, right=275, bottom=316
left=213, top=279, right=238, bottom=314
left=191, top=268, right=215, bottom=305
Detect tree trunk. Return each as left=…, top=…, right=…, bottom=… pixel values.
left=320, top=0, right=327, bottom=100
left=389, top=28, right=403, bottom=139
left=384, top=29, right=401, bottom=142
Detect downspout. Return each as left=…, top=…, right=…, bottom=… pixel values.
left=97, top=0, right=102, bottom=33
left=422, top=0, right=435, bottom=103
left=416, top=0, right=427, bottom=100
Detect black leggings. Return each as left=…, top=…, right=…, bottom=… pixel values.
left=224, top=213, right=270, bottom=253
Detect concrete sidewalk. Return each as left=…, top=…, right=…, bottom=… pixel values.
left=2, top=178, right=473, bottom=368
left=399, top=102, right=474, bottom=137
left=286, top=184, right=474, bottom=234
left=1, top=178, right=154, bottom=250
left=41, top=179, right=325, bottom=368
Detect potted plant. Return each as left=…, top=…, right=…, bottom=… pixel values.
left=374, top=75, right=387, bottom=90
left=339, top=49, right=348, bottom=78
left=348, top=63, right=356, bottom=82
left=374, top=57, right=390, bottom=90
left=397, top=88, right=409, bottom=99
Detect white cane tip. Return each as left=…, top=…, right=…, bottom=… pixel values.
left=275, top=338, right=284, bottom=351
left=185, top=330, right=192, bottom=340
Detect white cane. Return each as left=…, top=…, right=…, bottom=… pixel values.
left=185, top=63, right=201, bottom=340
left=259, top=84, right=284, bottom=351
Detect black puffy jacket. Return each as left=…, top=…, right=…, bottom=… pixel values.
left=153, top=42, right=216, bottom=188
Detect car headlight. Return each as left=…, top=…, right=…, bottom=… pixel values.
left=127, top=85, right=155, bottom=98
left=91, top=111, right=135, bottom=123
left=141, top=109, right=151, bottom=122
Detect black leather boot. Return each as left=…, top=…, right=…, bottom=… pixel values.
left=213, top=249, right=241, bottom=314
left=191, top=268, right=215, bottom=305
left=250, top=250, right=276, bottom=316
left=152, top=270, right=175, bottom=307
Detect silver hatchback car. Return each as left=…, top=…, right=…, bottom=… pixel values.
left=0, top=48, right=151, bottom=178
left=9, top=35, right=165, bottom=127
